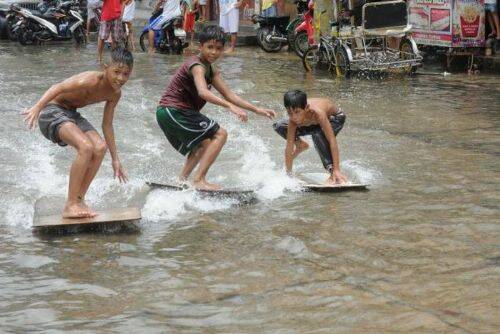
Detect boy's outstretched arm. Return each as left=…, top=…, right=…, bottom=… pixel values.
left=317, top=113, right=347, bottom=184
left=192, top=65, right=248, bottom=122
left=102, top=96, right=128, bottom=183
left=212, top=71, right=276, bottom=119
left=285, top=122, right=297, bottom=175
left=23, top=74, right=93, bottom=129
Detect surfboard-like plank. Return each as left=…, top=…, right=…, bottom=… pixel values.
left=33, top=207, right=142, bottom=227
left=146, top=181, right=254, bottom=195
left=302, top=183, right=369, bottom=192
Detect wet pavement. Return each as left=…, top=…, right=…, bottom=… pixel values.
left=0, top=40, right=499, bottom=333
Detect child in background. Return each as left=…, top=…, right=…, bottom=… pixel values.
left=98, top=0, right=124, bottom=63
left=183, top=0, right=198, bottom=48
left=122, top=0, right=136, bottom=51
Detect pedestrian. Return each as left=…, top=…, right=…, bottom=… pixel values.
left=183, top=0, right=199, bottom=48
left=122, top=0, right=136, bottom=51
left=86, top=0, right=102, bottom=41
left=218, top=0, right=244, bottom=53
left=261, top=0, right=277, bottom=17
left=98, top=0, right=124, bottom=64
left=199, top=0, right=207, bottom=22
left=485, top=0, right=500, bottom=45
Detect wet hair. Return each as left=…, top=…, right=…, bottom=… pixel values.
left=198, top=25, right=226, bottom=46
left=284, top=90, right=307, bottom=110
left=110, top=47, right=134, bottom=68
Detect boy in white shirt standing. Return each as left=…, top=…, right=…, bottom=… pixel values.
left=218, top=0, right=243, bottom=53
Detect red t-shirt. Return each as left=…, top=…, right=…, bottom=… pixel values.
left=101, top=0, right=122, bottom=21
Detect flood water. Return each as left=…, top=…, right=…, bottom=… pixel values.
left=0, top=41, right=499, bottom=333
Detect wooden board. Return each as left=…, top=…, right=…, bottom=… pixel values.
left=302, top=183, right=369, bottom=192
left=33, top=206, right=142, bottom=227
left=146, top=181, right=256, bottom=203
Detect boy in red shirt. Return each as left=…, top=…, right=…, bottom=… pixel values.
left=98, top=0, right=124, bottom=64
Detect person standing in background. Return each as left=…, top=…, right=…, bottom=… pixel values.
left=122, top=0, right=136, bottom=51
left=261, top=0, right=277, bottom=17
left=485, top=0, right=500, bottom=45
left=98, top=0, right=124, bottom=64
left=218, top=0, right=244, bottom=53
left=199, top=0, right=207, bottom=21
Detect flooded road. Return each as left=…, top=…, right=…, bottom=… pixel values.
left=0, top=41, right=499, bottom=332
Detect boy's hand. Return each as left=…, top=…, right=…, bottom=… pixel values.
left=327, top=169, right=348, bottom=185
left=112, top=159, right=128, bottom=183
left=22, top=107, right=41, bottom=129
left=255, top=108, right=276, bottom=119
left=229, top=105, right=248, bottom=122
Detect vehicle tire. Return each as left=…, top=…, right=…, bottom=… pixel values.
left=333, top=46, right=350, bottom=78
left=302, top=44, right=331, bottom=73
left=256, top=28, right=264, bottom=47
left=73, top=26, right=86, bottom=45
left=286, top=17, right=302, bottom=51
left=259, top=27, right=283, bottom=52
left=302, top=45, right=319, bottom=71
left=399, top=37, right=418, bottom=75
left=18, top=28, right=35, bottom=45
left=293, top=31, right=309, bottom=58
left=0, top=16, right=8, bottom=40
left=139, top=31, right=149, bottom=52
left=6, top=17, right=19, bottom=41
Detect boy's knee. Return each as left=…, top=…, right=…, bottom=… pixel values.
left=217, top=128, right=228, bottom=141
left=94, top=140, right=107, bottom=156
left=78, top=140, right=94, bottom=158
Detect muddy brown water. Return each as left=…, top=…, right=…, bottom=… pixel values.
left=0, top=41, right=499, bottom=332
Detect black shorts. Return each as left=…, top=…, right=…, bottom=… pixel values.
left=273, top=111, right=346, bottom=172
left=38, top=104, right=96, bottom=146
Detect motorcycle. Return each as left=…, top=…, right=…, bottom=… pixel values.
left=293, top=0, right=315, bottom=58
left=252, top=0, right=307, bottom=53
left=139, top=11, right=187, bottom=54
left=14, top=1, right=85, bottom=45
left=252, top=15, right=292, bottom=52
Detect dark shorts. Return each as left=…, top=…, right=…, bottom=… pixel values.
left=38, top=104, right=96, bottom=146
left=156, top=106, right=220, bottom=156
left=99, top=19, right=124, bottom=42
left=273, top=111, right=346, bottom=172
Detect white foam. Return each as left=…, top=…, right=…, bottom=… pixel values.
left=227, top=124, right=302, bottom=201
left=5, top=199, right=33, bottom=229
left=142, top=189, right=237, bottom=222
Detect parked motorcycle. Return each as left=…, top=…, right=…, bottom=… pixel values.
left=139, top=12, right=187, bottom=54
left=293, top=0, right=314, bottom=57
left=252, top=15, right=292, bottom=52
left=252, top=0, right=308, bottom=53
left=14, top=1, right=85, bottom=45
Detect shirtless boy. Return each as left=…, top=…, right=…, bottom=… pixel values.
left=273, top=90, right=348, bottom=185
left=156, top=25, right=275, bottom=190
left=23, top=48, right=133, bottom=218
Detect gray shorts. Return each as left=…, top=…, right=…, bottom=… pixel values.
left=38, top=104, right=96, bottom=146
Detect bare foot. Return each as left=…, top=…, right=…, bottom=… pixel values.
left=148, top=48, right=156, bottom=55
left=79, top=199, right=98, bottom=217
left=193, top=179, right=222, bottom=191
left=224, top=47, right=235, bottom=55
left=293, top=140, right=309, bottom=158
left=62, top=202, right=92, bottom=218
